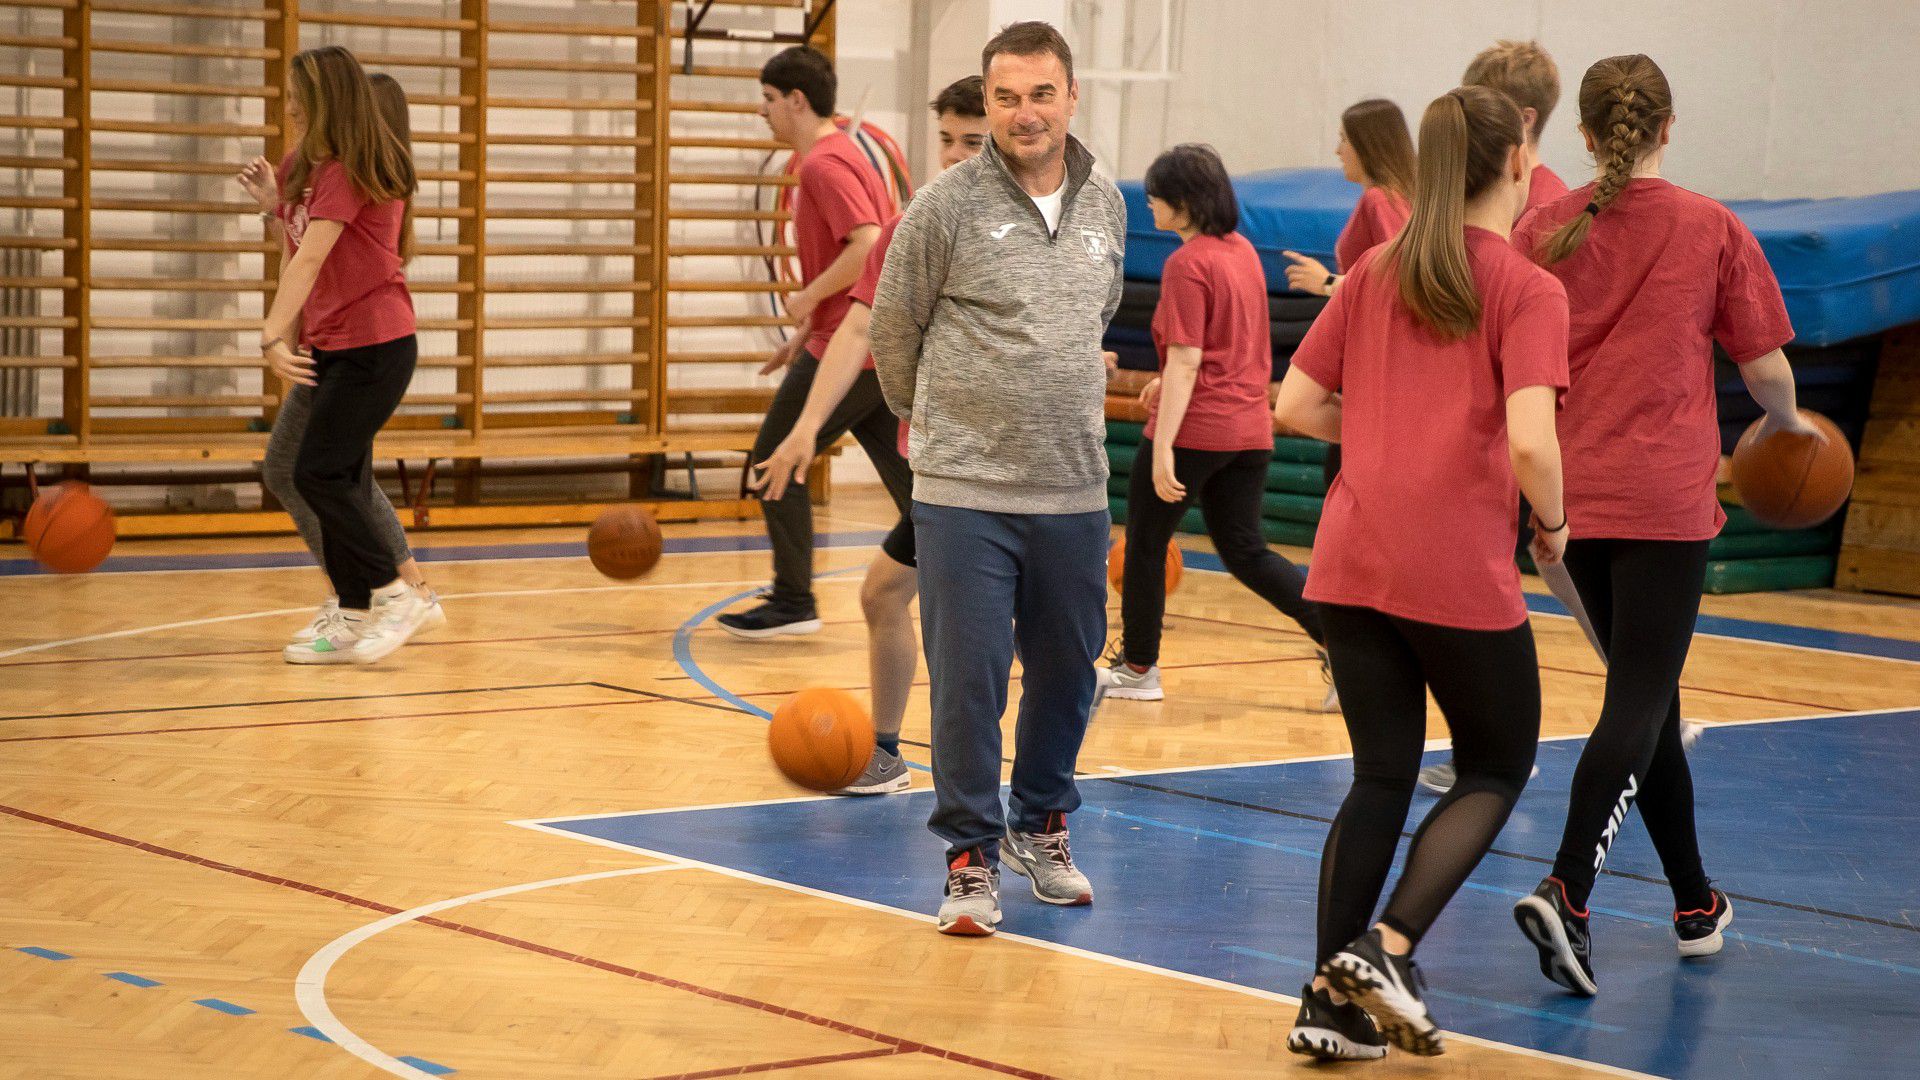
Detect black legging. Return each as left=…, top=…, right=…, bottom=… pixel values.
left=293, top=334, right=417, bottom=611
left=1121, top=440, right=1322, bottom=667
left=1549, top=537, right=1713, bottom=912
left=1315, top=603, right=1539, bottom=965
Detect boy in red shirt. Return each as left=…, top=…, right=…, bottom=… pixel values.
left=1509, top=54, right=1809, bottom=998
left=719, top=46, right=905, bottom=639
left=1464, top=40, right=1570, bottom=215
left=749, top=76, right=990, bottom=796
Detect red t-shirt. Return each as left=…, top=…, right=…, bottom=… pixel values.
left=1145, top=232, right=1275, bottom=452
left=1291, top=228, right=1570, bottom=630
left=848, top=215, right=909, bottom=457
left=276, top=156, right=414, bottom=351
left=1526, top=163, right=1570, bottom=216
left=794, top=131, right=890, bottom=358
left=1335, top=186, right=1410, bottom=273
left=1512, top=178, right=1793, bottom=540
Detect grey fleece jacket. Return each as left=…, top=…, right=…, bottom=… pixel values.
left=868, top=133, right=1126, bottom=515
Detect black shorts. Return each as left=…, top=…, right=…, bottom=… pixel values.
left=880, top=513, right=916, bottom=567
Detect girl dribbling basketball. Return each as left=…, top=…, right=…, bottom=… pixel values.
left=1508, top=54, right=1811, bottom=994
left=1274, top=84, right=1568, bottom=1059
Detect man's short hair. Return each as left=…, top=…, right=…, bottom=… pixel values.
left=931, top=75, right=985, bottom=118
left=1462, top=40, right=1560, bottom=142
left=981, top=21, right=1073, bottom=85
left=760, top=45, right=835, bottom=117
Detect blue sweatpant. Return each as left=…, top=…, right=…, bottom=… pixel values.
left=912, top=501, right=1111, bottom=863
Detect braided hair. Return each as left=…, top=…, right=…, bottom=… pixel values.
left=1540, top=54, right=1673, bottom=265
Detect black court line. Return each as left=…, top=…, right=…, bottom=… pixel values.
left=0, top=682, right=596, bottom=724
left=586, top=681, right=944, bottom=755
left=1101, top=775, right=1918, bottom=935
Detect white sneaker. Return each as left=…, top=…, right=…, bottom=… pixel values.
left=1317, top=649, right=1341, bottom=713
left=291, top=598, right=341, bottom=645
left=1098, top=661, right=1163, bottom=701
left=283, top=613, right=363, bottom=664
left=418, top=586, right=447, bottom=634
left=1680, top=720, right=1703, bottom=750
left=352, top=586, right=431, bottom=664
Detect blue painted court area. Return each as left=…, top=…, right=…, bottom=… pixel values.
left=539, top=708, right=1920, bottom=1080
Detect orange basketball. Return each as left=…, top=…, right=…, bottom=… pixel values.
left=1730, top=410, right=1855, bottom=529
left=587, top=505, right=663, bottom=580
left=1107, top=534, right=1183, bottom=595
left=768, top=688, right=875, bottom=791
left=24, top=481, right=115, bottom=574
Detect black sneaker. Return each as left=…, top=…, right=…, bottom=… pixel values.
left=1286, top=982, right=1388, bottom=1061
left=715, top=600, right=822, bottom=640
left=1514, top=877, right=1598, bottom=996
left=1322, top=929, right=1443, bottom=1056
left=1674, top=887, right=1733, bottom=958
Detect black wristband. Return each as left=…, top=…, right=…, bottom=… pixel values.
left=1537, top=514, right=1568, bottom=533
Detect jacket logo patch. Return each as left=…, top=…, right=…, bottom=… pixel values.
left=1082, top=230, right=1106, bottom=261
left=990, top=222, right=1018, bottom=240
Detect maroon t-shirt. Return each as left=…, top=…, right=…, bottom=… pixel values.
left=1145, top=232, right=1276, bottom=452
left=1513, top=178, right=1793, bottom=540
left=1291, top=229, right=1570, bottom=630
left=276, top=156, right=414, bottom=351
left=847, top=214, right=908, bottom=457
left=793, top=131, right=890, bottom=358
left=1526, top=163, right=1571, bottom=216
left=1335, top=186, right=1410, bottom=273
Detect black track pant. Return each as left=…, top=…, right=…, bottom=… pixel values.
left=1315, top=603, right=1539, bottom=964
left=1549, top=538, right=1714, bottom=912
left=1121, top=441, right=1322, bottom=666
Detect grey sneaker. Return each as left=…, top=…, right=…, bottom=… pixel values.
left=937, top=850, right=1001, bottom=936
left=1000, top=813, right=1093, bottom=906
left=832, top=747, right=910, bottom=796
left=1098, top=660, right=1163, bottom=701
left=1317, top=648, right=1340, bottom=713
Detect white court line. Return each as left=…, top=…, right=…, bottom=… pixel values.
left=506, top=823, right=1663, bottom=1080
left=295, top=863, right=688, bottom=1080
left=516, top=703, right=1919, bottom=826
left=0, top=575, right=866, bottom=662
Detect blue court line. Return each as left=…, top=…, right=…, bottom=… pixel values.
left=289, top=1026, right=332, bottom=1042
left=1217, top=945, right=1628, bottom=1033
left=1103, top=803, right=1920, bottom=979
left=672, top=567, right=933, bottom=774
left=193, top=998, right=255, bottom=1016
left=397, top=1056, right=457, bottom=1076
left=16, top=946, right=71, bottom=961
left=103, top=971, right=161, bottom=988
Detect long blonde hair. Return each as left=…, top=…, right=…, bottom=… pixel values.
left=283, top=46, right=417, bottom=261
left=1540, top=54, right=1673, bottom=265
left=1380, top=85, right=1523, bottom=340
left=365, top=72, right=415, bottom=263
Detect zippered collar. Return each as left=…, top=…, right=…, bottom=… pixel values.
left=979, top=132, right=1098, bottom=239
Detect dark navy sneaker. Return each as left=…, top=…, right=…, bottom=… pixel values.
left=1323, top=929, right=1443, bottom=1056
left=1674, top=887, right=1733, bottom=957
left=1287, top=982, right=1388, bottom=1061
left=715, top=600, right=822, bottom=640
left=1514, top=877, right=1598, bottom=995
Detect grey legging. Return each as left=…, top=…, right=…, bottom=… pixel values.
left=263, top=382, right=412, bottom=570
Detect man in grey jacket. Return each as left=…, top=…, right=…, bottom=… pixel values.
left=869, top=21, right=1126, bottom=937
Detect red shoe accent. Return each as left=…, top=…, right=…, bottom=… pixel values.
left=1042, top=811, right=1067, bottom=834
left=949, top=849, right=976, bottom=871
left=938, top=915, right=995, bottom=937
left=1547, top=876, right=1590, bottom=919
left=1675, top=892, right=1722, bottom=919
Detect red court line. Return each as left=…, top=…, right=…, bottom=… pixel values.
left=0, top=801, right=1059, bottom=1080
left=639, top=1045, right=915, bottom=1079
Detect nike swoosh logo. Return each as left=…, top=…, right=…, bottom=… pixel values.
left=991, top=223, right=1017, bottom=239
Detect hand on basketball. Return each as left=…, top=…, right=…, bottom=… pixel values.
left=1756, top=408, right=1825, bottom=444
left=1529, top=514, right=1569, bottom=566
left=1140, top=378, right=1162, bottom=409
left=749, top=428, right=816, bottom=502
left=235, top=156, right=277, bottom=212
left=1152, top=449, right=1186, bottom=503
left=1282, top=251, right=1333, bottom=296
left=265, top=339, right=315, bottom=386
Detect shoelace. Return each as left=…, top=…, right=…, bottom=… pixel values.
left=948, top=865, right=994, bottom=898
left=1100, top=636, right=1125, bottom=667
left=1026, top=830, right=1077, bottom=872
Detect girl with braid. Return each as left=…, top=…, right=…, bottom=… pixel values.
left=1509, top=54, right=1811, bottom=996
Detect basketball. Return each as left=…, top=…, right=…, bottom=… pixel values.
left=1107, top=534, right=1183, bottom=595
left=1730, top=410, right=1855, bottom=529
left=768, top=687, right=875, bottom=792
left=23, top=481, right=116, bottom=574
left=587, top=505, right=664, bottom=580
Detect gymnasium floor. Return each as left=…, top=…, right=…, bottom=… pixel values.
left=3, top=486, right=1917, bottom=1079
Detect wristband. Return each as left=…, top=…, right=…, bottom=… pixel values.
left=1537, top=514, right=1568, bottom=533
left=1323, top=273, right=1337, bottom=290
left=260, top=336, right=286, bottom=353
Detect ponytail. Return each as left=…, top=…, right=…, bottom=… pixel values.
left=1385, top=86, right=1523, bottom=340
left=1541, top=54, right=1673, bottom=264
